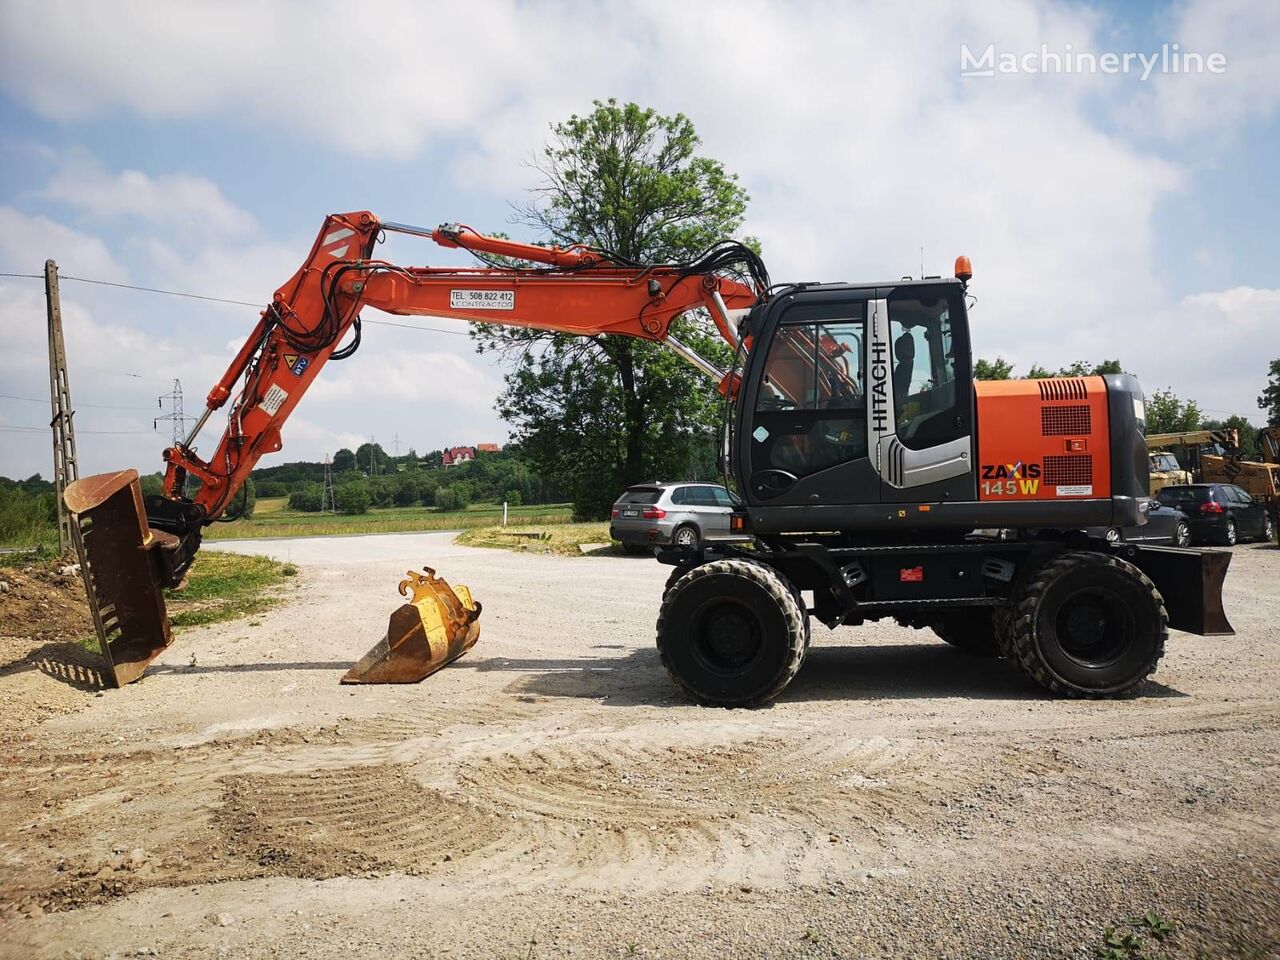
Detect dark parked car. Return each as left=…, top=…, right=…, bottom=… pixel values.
left=1092, top=497, right=1191, bottom=547
left=1155, top=483, right=1276, bottom=546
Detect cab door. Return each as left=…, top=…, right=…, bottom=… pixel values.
left=872, top=284, right=976, bottom=503
left=740, top=294, right=881, bottom=508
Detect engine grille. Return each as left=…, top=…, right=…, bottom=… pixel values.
left=1043, top=454, right=1093, bottom=486
left=1041, top=404, right=1091, bottom=436
left=1038, top=378, right=1088, bottom=401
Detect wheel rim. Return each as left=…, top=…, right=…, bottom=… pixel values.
left=1105, top=528, right=1120, bottom=544
left=676, top=528, right=697, bottom=547
left=1176, top=522, right=1190, bottom=548
left=1267, top=518, right=1276, bottom=541
left=690, top=597, right=764, bottom=676
left=1226, top=520, right=1236, bottom=545
left=1053, top=587, right=1135, bottom=668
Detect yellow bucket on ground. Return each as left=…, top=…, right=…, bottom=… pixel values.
left=342, top=567, right=481, bottom=684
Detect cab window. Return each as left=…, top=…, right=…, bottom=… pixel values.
left=752, top=304, right=868, bottom=478
left=887, top=289, right=969, bottom=450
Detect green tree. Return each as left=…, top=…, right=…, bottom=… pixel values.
left=435, top=484, right=469, bottom=512
left=974, top=357, right=1014, bottom=380
left=238, top=477, right=257, bottom=520
left=473, top=99, right=751, bottom=519
left=1025, top=360, right=1124, bottom=378
left=1259, top=358, right=1280, bottom=426
left=355, top=442, right=390, bottom=477
left=288, top=483, right=324, bottom=512
left=1146, top=387, right=1202, bottom=434
left=335, top=479, right=371, bottom=514
left=332, top=448, right=357, bottom=472
left=504, top=488, right=523, bottom=507
left=1200, top=414, right=1260, bottom=460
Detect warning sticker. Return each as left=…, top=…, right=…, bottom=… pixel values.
left=1055, top=484, right=1093, bottom=497
left=260, top=384, right=288, bottom=416
left=283, top=354, right=298, bottom=367
left=450, top=289, right=515, bottom=310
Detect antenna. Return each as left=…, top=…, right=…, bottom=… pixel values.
left=920, top=246, right=924, bottom=278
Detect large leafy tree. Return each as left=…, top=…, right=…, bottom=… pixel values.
left=1259, top=358, right=1280, bottom=426
left=1145, top=386, right=1202, bottom=434
left=473, top=100, right=751, bottom=518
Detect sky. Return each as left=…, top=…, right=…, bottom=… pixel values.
left=1, top=0, right=1277, bottom=480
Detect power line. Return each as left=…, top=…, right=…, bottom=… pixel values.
left=0, top=392, right=154, bottom=411
left=0, top=424, right=156, bottom=435
left=1, top=270, right=472, bottom=336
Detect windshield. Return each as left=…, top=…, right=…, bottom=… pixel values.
left=617, top=487, right=662, bottom=505
left=1149, top=453, right=1180, bottom=472
left=1156, top=486, right=1209, bottom=507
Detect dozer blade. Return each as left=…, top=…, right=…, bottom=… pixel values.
left=64, top=470, right=178, bottom=688
left=342, top=567, right=481, bottom=684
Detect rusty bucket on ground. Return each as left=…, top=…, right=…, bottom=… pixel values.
left=342, top=567, right=481, bottom=684
left=62, top=469, right=178, bottom=688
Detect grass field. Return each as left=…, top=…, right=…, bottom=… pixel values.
left=455, top=521, right=618, bottom=556
left=203, top=498, right=574, bottom=540
left=165, top=551, right=298, bottom=629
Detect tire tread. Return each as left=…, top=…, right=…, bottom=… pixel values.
left=656, top=557, right=807, bottom=706
left=1006, top=550, right=1168, bottom=698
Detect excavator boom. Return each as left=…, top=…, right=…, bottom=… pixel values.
left=63, top=212, right=762, bottom=687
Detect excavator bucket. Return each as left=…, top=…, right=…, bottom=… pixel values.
left=342, top=567, right=481, bottom=684
left=63, top=470, right=177, bottom=687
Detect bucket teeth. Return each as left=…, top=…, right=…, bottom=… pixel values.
left=342, top=567, right=481, bottom=684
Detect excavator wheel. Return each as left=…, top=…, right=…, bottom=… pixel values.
left=1005, top=551, right=1167, bottom=698
left=657, top=558, right=807, bottom=707
left=929, top=608, right=1002, bottom=658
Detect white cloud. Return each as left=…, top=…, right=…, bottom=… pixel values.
left=1130, top=0, right=1280, bottom=138
left=42, top=154, right=257, bottom=234
left=1125, top=286, right=1280, bottom=418
left=0, top=0, right=636, bottom=163
left=0, top=206, right=126, bottom=280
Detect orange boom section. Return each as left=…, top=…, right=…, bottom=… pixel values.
left=974, top=377, right=1111, bottom=502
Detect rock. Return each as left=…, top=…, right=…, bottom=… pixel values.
left=58, top=564, right=80, bottom=577
left=211, top=912, right=235, bottom=927
left=0, top=580, right=9, bottom=593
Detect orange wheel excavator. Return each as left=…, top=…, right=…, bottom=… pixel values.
left=65, top=212, right=1234, bottom=703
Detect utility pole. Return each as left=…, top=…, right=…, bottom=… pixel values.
left=322, top=454, right=336, bottom=513
left=155, top=378, right=192, bottom=445
left=369, top=435, right=377, bottom=476
left=45, top=260, right=79, bottom=554
left=392, top=432, right=400, bottom=458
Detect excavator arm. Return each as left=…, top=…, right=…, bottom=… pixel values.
left=63, top=212, right=763, bottom=687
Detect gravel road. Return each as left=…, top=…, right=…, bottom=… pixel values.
left=2, top=533, right=1277, bottom=959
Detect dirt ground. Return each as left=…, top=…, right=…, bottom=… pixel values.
left=1, top=533, right=1277, bottom=959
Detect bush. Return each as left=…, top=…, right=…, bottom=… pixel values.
left=0, top=485, right=57, bottom=546
left=288, top=484, right=325, bottom=512
left=239, top=477, right=257, bottom=519
left=139, top=473, right=165, bottom=497
left=335, top=480, right=371, bottom=514
left=435, top=484, right=470, bottom=512
left=393, top=472, right=422, bottom=507
left=504, top=489, right=522, bottom=507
